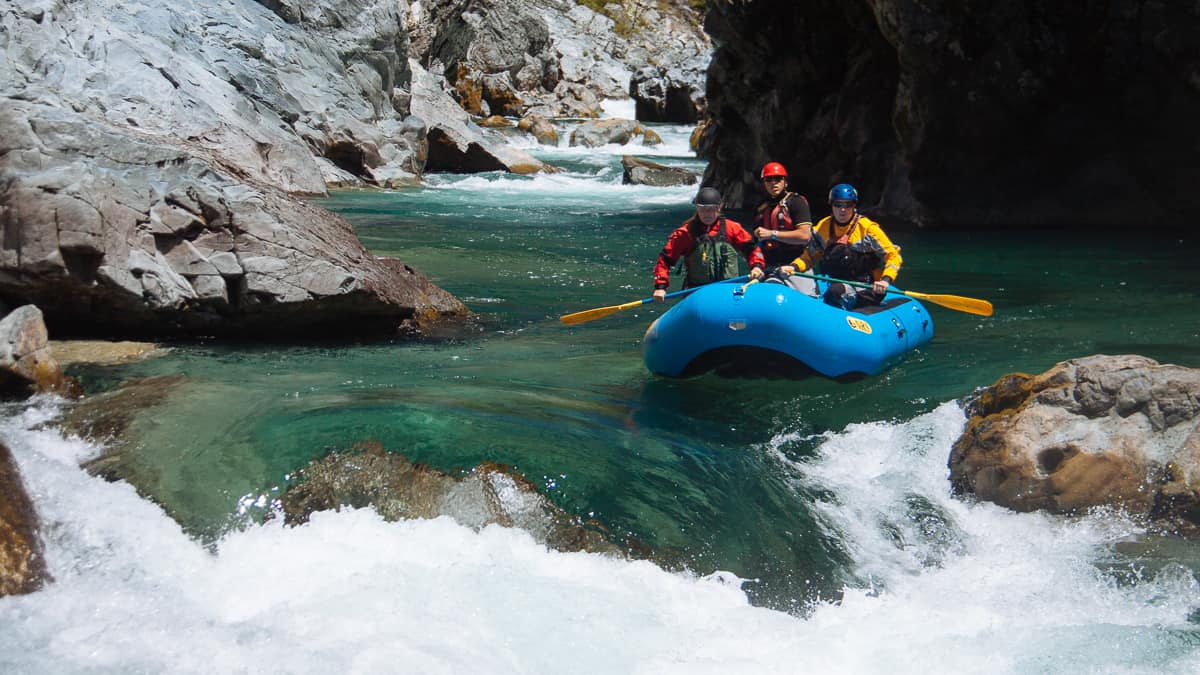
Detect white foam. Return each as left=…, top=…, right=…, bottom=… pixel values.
left=599, top=98, right=637, bottom=120
left=2, top=399, right=1197, bottom=674
left=423, top=169, right=697, bottom=208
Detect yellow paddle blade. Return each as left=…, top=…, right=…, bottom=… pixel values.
left=558, top=299, right=644, bottom=325
left=904, top=291, right=994, bottom=317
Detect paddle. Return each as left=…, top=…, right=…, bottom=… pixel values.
left=792, top=272, right=994, bottom=317
left=559, top=275, right=750, bottom=325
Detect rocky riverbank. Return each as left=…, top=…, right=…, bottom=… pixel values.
left=1, top=0, right=709, bottom=340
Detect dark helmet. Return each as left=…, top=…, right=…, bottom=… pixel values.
left=693, top=187, right=722, bottom=205
left=760, top=162, right=787, bottom=179
left=828, top=183, right=859, bottom=204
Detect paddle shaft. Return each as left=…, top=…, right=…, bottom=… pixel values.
left=789, top=271, right=993, bottom=316
left=559, top=275, right=749, bottom=325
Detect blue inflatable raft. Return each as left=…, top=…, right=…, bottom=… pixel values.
left=642, top=280, right=934, bottom=378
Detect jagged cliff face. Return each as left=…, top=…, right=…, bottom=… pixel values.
left=702, top=0, right=1200, bottom=227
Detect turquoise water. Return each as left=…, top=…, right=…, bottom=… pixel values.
left=57, top=131, right=1200, bottom=613
left=5, top=126, right=1199, bottom=672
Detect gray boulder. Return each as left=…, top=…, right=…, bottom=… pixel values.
left=0, top=305, right=65, bottom=396
left=621, top=155, right=697, bottom=187
left=569, top=118, right=643, bottom=148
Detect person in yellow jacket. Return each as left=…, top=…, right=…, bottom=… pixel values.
left=787, top=183, right=902, bottom=309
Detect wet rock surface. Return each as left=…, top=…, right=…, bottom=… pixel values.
left=0, top=305, right=66, bottom=396
left=621, top=155, right=698, bottom=187
left=0, top=441, right=48, bottom=597
left=950, top=355, right=1200, bottom=532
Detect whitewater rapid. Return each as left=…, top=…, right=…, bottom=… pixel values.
left=3, top=397, right=1197, bottom=674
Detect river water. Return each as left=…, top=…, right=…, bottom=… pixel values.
left=2, top=117, right=1200, bottom=673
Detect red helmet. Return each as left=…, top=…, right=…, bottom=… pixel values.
left=760, top=162, right=787, bottom=179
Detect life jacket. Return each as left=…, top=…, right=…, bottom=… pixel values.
left=681, top=217, right=741, bottom=288
left=758, top=192, right=797, bottom=231
left=820, top=216, right=886, bottom=283
left=757, top=192, right=808, bottom=266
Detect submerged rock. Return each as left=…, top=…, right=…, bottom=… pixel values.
left=281, top=442, right=623, bottom=555
left=949, top=355, right=1200, bottom=532
left=62, top=375, right=189, bottom=484
left=48, top=340, right=164, bottom=367
left=0, top=441, right=49, bottom=597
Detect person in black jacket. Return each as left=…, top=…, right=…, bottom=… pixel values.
left=752, top=162, right=817, bottom=296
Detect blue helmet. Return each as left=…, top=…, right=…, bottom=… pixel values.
left=828, top=183, right=859, bottom=204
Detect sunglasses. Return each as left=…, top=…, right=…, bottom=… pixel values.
left=832, top=201, right=856, bottom=209
left=762, top=176, right=785, bottom=183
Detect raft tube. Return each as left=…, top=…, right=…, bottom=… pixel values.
left=642, top=280, right=934, bottom=378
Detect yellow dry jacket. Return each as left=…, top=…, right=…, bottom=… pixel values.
left=792, top=214, right=902, bottom=282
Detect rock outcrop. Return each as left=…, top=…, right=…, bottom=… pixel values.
left=409, top=60, right=552, bottom=174
left=0, top=0, right=481, bottom=338
left=702, top=1, right=1200, bottom=226
left=0, top=441, right=48, bottom=597
left=949, top=355, right=1200, bottom=532
left=1, top=100, right=467, bottom=338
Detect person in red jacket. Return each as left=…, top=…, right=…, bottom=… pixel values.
left=652, top=187, right=765, bottom=301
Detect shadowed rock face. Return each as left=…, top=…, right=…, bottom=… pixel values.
left=702, top=1, right=1200, bottom=227
left=949, top=355, right=1200, bottom=532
